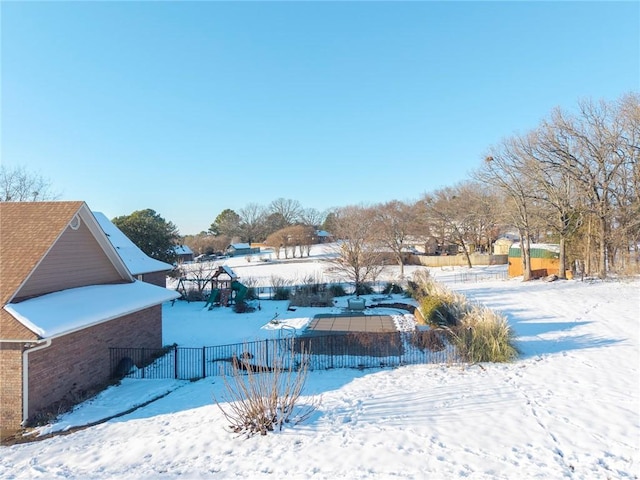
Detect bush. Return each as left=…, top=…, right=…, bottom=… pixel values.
left=233, top=300, right=255, bottom=313
left=272, top=287, right=290, bottom=300
left=450, top=306, right=519, bottom=363
left=382, top=282, right=403, bottom=295
left=328, top=284, right=347, bottom=297
left=354, top=283, right=374, bottom=295
left=419, top=296, right=456, bottom=327
left=411, top=271, right=518, bottom=363
left=214, top=342, right=319, bottom=437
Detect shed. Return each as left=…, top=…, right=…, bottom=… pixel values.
left=508, top=243, right=560, bottom=278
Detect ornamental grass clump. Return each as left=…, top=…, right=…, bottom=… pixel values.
left=411, top=270, right=519, bottom=363
left=452, top=306, right=519, bottom=363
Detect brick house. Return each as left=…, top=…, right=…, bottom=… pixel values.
left=0, top=202, right=180, bottom=439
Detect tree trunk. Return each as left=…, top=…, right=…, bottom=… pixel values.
left=598, top=215, right=607, bottom=279
left=558, top=236, right=567, bottom=279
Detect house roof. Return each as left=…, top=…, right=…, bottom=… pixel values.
left=0, top=201, right=131, bottom=306
left=228, top=243, right=251, bottom=250
left=5, top=281, right=180, bottom=338
left=93, top=212, right=174, bottom=275
left=1, top=201, right=179, bottom=340
left=173, top=245, right=193, bottom=255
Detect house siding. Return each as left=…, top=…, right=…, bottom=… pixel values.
left=25, top=306, right=162, bottom=426
left=0, top=343, right=24, bottom=438
left=15, top=222, right=123, bottom=302
left=140, top=271, right=168, bottom=288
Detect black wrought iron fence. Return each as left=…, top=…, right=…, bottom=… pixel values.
left=110, top=331, right=459, bottom=380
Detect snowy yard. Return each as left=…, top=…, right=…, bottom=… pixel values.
left=1, top=245, right=638, bottom=479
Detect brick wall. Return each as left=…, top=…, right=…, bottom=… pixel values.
left=0, top=343, right=24, bottom=438
left=25, top=306, right=162, bottom=425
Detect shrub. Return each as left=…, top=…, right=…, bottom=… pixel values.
left=411, top=271, right=518, bottom=363
left=419, top=296, right=456, bottom=327
left=449, top=306, right=519, bottom=363
left=354, top=283, right=374, bottom=295
left=214, top=342, right=319, bottom=437
left=272, top=287, right=291, bottom=301
left=382, top=282, right=403, bottom=295
left=328, top=284, right=347, bottom=297
left=233, top=300, right=256, bottom=313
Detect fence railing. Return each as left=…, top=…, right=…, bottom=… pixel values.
left=110, top=331, right=459, bottom=380
left=452, top=270, right=508, bottom=283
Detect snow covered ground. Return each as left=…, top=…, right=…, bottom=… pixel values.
left=1, top=245, right=638, bottom=479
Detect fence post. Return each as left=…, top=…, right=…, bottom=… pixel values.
left=202, top=347, right=206, bottom=379
left=330, top=336, right=334, bottom=369
left=265, top=339, right=269, bottom=369
left=174, top=344, right=179, bottom=379
left=141, top=347, right=145, bottom=379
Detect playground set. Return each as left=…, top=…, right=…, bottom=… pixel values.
left=175, top=265, right=248, bottom=308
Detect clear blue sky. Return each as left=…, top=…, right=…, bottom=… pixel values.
left=2, top=1, right=638, bottom=235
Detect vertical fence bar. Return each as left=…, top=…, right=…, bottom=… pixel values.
left=201, top=347, right=205, bottom=379
left=174, top=344, right=179, bottom=379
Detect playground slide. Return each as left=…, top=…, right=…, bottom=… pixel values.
left=205, top=288, right=220, bottom=307
left=231, top=281, right=248, bottom=303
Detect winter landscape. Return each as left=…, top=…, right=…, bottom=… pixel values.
left=0, top=244, right=638, bottom=480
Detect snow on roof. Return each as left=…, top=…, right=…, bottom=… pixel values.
left=510, top=243, right=560, bottom=253
left=93, top=212, right=174, bottom=275
left=228, top=243, right=251, bottom=250
left=174, top=245, right=193, bottom=255
left=5, top=281, right=180, bottom=339
left=221, top=265, right=237, bottom=278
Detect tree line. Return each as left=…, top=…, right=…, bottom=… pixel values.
left=2, top=92, right=637, bottom=280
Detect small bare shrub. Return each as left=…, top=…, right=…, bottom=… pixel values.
left=270, top=276, right=292, bottom=300
left=214, top=343, right=319, bottom=437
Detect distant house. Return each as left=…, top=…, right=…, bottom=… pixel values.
left=93, top=211, right=175, bottom=287
left=0, top=202, right=180, bottom=437
left=173, top=245, right=194, bottom=263
left=315, top=230, right=334, bottom=243
left=225, top=243, right=260, bottom=257
left=493, top=237, right=515, bottom=256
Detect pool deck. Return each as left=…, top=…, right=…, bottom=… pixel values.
left=305, top=314, right=396, bottom=335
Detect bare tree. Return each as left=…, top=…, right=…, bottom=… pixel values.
left=372, top=200, right=419, bottom=277
left=0, top=165, right=60, bottom=201
left=328, top=205, right=384, bottom=294
left=299, top=207, right=327, bottom=228
left=268, top=198, right=303, bottom=225
left=539, top=98, right=632, bottom=278
left=527, top=128, right=584, bottom=278
left=421, top=184, right=478, bottom=269
left=239, top=203, right=267, bottom=243
left=475, top=138, right=539, bottom=281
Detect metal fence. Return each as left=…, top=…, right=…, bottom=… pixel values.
left=110, top=331, right=459, bottom=380
left=452, top=270, right=508, bottom=283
